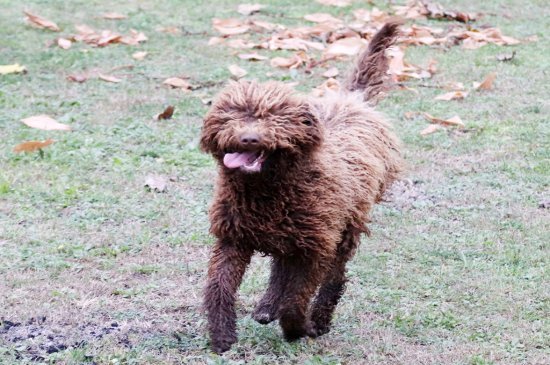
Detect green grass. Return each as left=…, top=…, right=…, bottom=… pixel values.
left=1, top=0, right=549, bottom=364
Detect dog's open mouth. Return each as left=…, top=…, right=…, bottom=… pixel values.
left=223, top=151, right=267, bottom=172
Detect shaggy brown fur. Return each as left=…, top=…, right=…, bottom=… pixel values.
left=200, top=22, right=404, bottom=354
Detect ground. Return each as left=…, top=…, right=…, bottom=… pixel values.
left=0, top=0, right=548, bottom=364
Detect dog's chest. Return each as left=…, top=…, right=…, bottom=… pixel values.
left=213, top=191, right=309, bottom=255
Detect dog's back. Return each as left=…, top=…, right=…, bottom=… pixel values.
left=312, top=21, right=404, bottom=220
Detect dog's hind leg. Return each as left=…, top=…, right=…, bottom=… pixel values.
left=309, top=226, right=361, bottom=337
left=278, top=256, right=328, bottom=341
left=252, top=257, right=285, bottom=324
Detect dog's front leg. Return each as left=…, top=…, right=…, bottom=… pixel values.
left=204, top=241, right=252, bottom=353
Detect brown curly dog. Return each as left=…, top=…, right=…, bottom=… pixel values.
left=200, top=21, right=404, bottom=353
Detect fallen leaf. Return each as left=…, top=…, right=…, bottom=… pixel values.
left=228, top=65, right=247, bottom=79
left=238, top=53, right=268, bottom=61
left=251, top=20, right=284, bottom=32
left=325, top=37, right=367, bottom=56
left=496, top=51, right=515, bottom=62
left=270, top=51, right=309, bottom=69
left=316, top=0, right=351, bottom=7
left=24, top=11, right=60, bottom=32
left=213, top=18, right=250, bottom=36
left=21, top=115, right=71, bottom=131
left=119, top=29, right=147, bottom=45
left=445, top=81, right=464, bottom=90
left=434, top=90, right=468, bottom=101
left=102, top=12, right=127, bottom=20
left=13, top=139, right=54, bottom=153
left=474, top=72, right=496, bottom=90
left=322, top=67, right=339, bottom=78
left=353, top=9, right=372, bottom=22
left=226, top=38, right=257, bottom=49
left=237, top=4, right=264, bottom=16
left=404, top=111, right=419, bottom=119
left=132, top=51, right=148, bottom=60
left=311, top=78, right=341, bottom=97
left=157, top=105, right=175, bottom=120
left=97, top=30, right=122, bottom=46
left=304, top=13, right=342, bottom=25
left=420, top=124, right=443, bottom=136
left=156, top=26, right=181, bottom=34
left=57, top=37, right=72, bottom=49
left=208, top=37, right=225, bottom=46
left=145, top=175, right=168, bottom=193
left=422, top=113, right=464, bottom=128
left=0, top=64, right=26, bottom=75
left=98, top=73, right=122, bottom=83
left=67, top=73, right=88, bottom=83
left=163, top=77, right=192, bottom=90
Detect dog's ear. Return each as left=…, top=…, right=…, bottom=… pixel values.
left=200, top=112, right=221, bottom=154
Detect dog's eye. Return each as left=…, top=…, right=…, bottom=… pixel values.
left=302, top=120, right=312, bottom=126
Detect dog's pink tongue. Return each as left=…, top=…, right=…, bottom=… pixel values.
left=223, top=152, right=256, bottom=168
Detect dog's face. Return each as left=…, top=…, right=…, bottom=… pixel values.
left=200, top=81, right=322, bottom=173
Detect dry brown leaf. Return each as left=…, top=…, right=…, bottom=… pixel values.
left=13, top=139, right=55, bottom=153
left=98, top=73, right=122, bottom=83
left=238, top=53, right=268, bottom=61
left=208, top=37, right=225, bottom=46
left=213, top=18, right=250, bottom=36
left=0, top=64, right=26, bottom=75
left=251, top=20, right=284, bottom=32
left=57, top=37, right=72, bottom=49
left=228, top=64, right=247, bottom=79
left=226, top=39, right=257, bottom=49
left=404, top=111, right=418, bottom=119
left=97, top=30, right=122, bottom=46
left=270, top=57, right=295, bottom=68
left=21, top=115, right=71, bottom=131
left=311, top=78, right=341, bottom=97
left=353, top=9, right=372, bottom=22
left=102, top=12, right=127, bottom=20
left=157, top=105, right=175, bottom=120
left=474, top=72, right=496, bottom=90
left=422, top=113, right=464, bottom=128
left=316, top=0, right=351, bottom=7
left=145, top=175, right=168, bottom=193
left=325, top=37, right=367, bottom=56
left=132, top=51, right=148, bottom=60
left=67, top=73, right=88, bottom=83
left=322, top=67, right=339, bottom=78
left=420, top=124, right=443, bottom=136
left=304, top=13, right=342, bottom=25
left=270, top=51, right=309, bottom=69
left=445, top=81, right=464, bottom=90
left=119, top=29, right=147, bottom=45
left=237, top=4, right=265, bottom=16
left=163, top=77, right=192, bottom=90
left=434, top=90, right=468, bottom=101
left=156, top=26, right=181, bottom=34
left=496, top=51, right=515, bottom=62
left=24, top=11, right=60, bottom=32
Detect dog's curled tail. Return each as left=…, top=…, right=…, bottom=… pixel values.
left=346, top=20, right=402, bottom=102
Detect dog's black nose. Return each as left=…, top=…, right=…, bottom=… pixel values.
left=240, top=132, right=261, bottom=145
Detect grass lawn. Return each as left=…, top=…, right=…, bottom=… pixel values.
left=0, top=0, right=548, bottom=364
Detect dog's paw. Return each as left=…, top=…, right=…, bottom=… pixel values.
left=283, top=328, right=307, bottom=342
left=210, top=336, right=237, bottom=354
left=252, top=304, right=277, bottom=325
left=307, top=323, right=331, bottom=338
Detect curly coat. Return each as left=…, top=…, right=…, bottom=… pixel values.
left=200, top=22, right=404, bottom=353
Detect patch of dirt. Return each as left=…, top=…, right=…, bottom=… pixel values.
left=383, top=179, right=436, bottom=210
left=0, top=316, right=124, bottom=361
